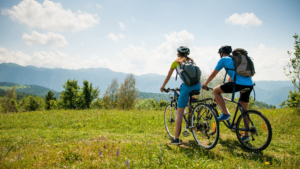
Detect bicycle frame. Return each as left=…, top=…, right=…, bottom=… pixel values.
left=166, top=88, right=197, bottom=129
left=203, top=96, right=254, bottom=132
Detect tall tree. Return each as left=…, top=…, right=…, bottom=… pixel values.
left=117, top=74, right=138, bottom=110
left=27, top=96, right=39, bottom=111
left=45, top=91, right=57, bottom=110
left=81, top=80, right=100, bottom=109
left=60, top=79, right=80, bottom=109
left=103, top=79, right=119, bottom=109
left=283, top=34, right=300, bottom=111
left=0, top=87, right=18, bottom=113
left=284, top=34, right=300, bottom=91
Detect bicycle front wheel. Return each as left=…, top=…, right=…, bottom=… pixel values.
left=164, top=103, right=180, bottom=138
left=191, top=103, right=219, bottom=150
left=236, top=110, right=272, bottom=151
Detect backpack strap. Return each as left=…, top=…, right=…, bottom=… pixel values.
left=231, top=74, right=237, bottom=102
left=175, top=70, right=178, bottom=81
left=253, top=82, right=256, bottom=101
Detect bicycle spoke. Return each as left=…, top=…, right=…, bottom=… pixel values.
left=164, top=103, right=178, bottom=138
left=191, top=103, right=219, bottom=150
left=236, top=110, right=272, bottom=151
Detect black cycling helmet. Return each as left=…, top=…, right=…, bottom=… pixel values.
left=218, top=45, right=232, bottom=54
left=177, top=46, right=190, bottom=56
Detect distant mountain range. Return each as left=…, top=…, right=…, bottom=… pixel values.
left=0, top=63, right=295, bottom=106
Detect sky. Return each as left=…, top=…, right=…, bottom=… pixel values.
left=0, top=0, right=299, bottom=81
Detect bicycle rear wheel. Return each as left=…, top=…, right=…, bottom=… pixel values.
left=236, top=110, right=272, bottom=151
left=191, top=103, right=219, bottom=150
left=164, top=103, right=181, bottom=138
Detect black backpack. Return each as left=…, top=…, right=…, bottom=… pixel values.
left=176, top=60, right=201, bottom=86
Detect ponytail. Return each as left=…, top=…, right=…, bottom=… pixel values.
left=176, top=56, right=193, bottom=64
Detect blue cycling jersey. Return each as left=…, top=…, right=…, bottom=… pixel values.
left=215, top=56, right=253, bottom=86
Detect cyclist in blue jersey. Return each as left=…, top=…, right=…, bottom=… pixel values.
left=202, top=45, right=253, bottom=142
left=160, top=46, right=201, bottom=144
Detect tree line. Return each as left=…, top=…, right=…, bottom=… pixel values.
left=0, top=74, right=169, bottom=113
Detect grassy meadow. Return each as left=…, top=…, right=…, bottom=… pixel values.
left=0, top=108, right=299, bottom=168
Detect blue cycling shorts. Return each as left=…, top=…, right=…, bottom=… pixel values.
left=178, top=82, right=201, bottom=108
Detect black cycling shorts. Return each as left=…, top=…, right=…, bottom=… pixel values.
left=220, top=82, right=253, bottom=102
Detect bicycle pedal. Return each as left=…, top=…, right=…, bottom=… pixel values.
left=182, top=131, right=190, bottom=137
left=231, top=123, right=237, bottom=132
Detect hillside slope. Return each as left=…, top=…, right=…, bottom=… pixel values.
left=0, top=82, right=60, bottom=98
left=0, top=63, right=293, bottom=106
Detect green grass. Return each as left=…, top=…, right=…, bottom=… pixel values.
left=0, top=108, right=299, bottom=168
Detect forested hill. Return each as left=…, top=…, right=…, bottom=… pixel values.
left=0, top=63, right=181, bottom=93
left=0, top=88, right=32, bottom=100
left=0, top=63, right=294, bottom=106
left=0, top=82, right=170, bottom=101
left=0, top=82, right=60, bottom=98
left=0, top=82, right=275, bottom=109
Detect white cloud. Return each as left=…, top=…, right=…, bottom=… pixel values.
left=119, top=22, right=125, bottom=30
left=0, top=47, right=111, bottom=69
left=0, top=29, right=290, bottom=81
left=1, top=0, right=99, bottom=32
left=225, top=13, right=262, bottom=26
left=248, top=44, right=290, bottom=81
left=112, top=30, right=289, bottom=81
left=107, top=33, right=125, bottom=41
left=113, top=30, right=196, bottom=75
left=96, top=4, right=102, bottom=9
left=22, top=30, right=68, bottom=47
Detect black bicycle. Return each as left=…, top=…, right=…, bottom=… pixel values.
left=204, top=87, right=272, bottom=151
left=163, top=88, right=220, bottom=150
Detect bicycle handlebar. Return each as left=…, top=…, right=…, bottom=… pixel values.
left=202, top=85, right=214, bottom=91
left=162, top=87, right=180, bottom=93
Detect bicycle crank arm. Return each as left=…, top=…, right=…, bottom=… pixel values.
left=187, top=126, right=196, bottom=129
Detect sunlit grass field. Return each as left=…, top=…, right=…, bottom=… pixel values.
left=0, top=108, right=299, bottom=168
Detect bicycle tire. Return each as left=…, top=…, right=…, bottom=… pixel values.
left=236, top=110, right=272, bottom=151
left=164, top=103, right=181, bottom=138
left=191, top=103, right=219, bottom=150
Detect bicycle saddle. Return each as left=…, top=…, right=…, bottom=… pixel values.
left=189, top=90, right=200, bottom=96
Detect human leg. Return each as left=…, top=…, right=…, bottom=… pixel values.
left=174, top=107, right=185, bottom=139
left=239, top=86, right=253, bottom=139
left=213, top=85, right=228, bottom=115
left=174, top=83, right=200, bottom=140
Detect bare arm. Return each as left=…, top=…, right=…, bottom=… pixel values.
left=228, top=76, right=232, bottom=82
left=161, top=68, right=174, bottom=90
left=203, top=69, right=219, bottom=86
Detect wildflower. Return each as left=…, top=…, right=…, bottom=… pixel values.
left=17, top=155, right=21, bottom=160
left=10, top=159, right=13, bottom=163
left=116, top=148, right=120, bottom=157
left=64, top=166, right=67, bottom=169
left=197, top=164, right=199, bottom=166
left=98, top=149, right=103, bottom=157
left=265, top=162, right=270, bottom=165
left=126, top=160, right=130, bottom=166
